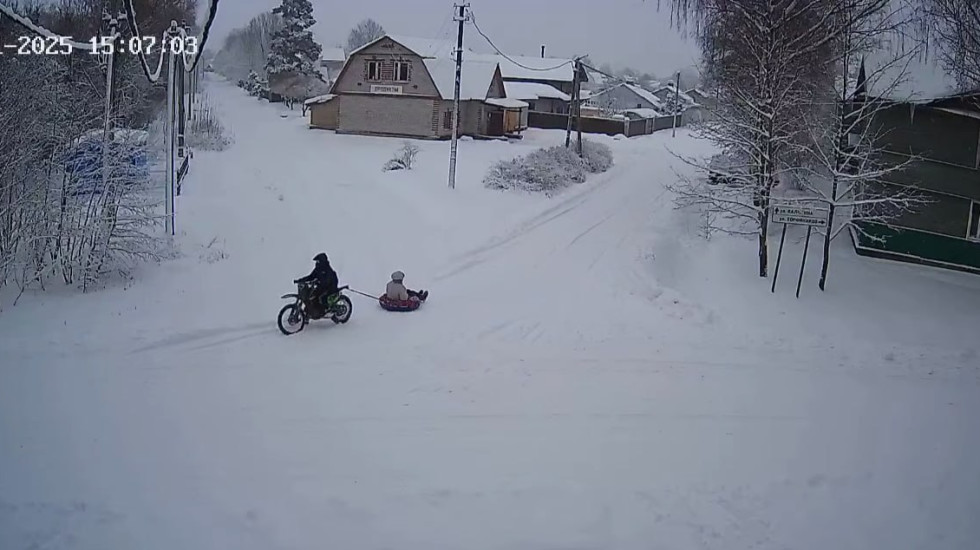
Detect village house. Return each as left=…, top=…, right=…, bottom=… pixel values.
left=685, top=87, right=714, bottom=109
left=650, top=82, right=702, bottom=124
left=503, top=81, right=571, bottom=114
left=685, top=87, right=715, bottom=121
left=851, top=89, right=980, bottom=274
left=307, top=35, right=528, bottom=139
left=583, top=83, right=664, bottom=115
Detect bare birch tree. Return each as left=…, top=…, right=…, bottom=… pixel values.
left=345, top=18, right=385, bottom=55
left=793, top=1, right=932, bottom=289
left=665, top=0, right=908, bottom=277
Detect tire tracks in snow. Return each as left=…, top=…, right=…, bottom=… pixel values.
left=433, top=170, right=614, bottom=282
left=431, top=149, right=681, bottom=345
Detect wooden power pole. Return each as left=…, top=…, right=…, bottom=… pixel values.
left=448, top=2, right=469, bottom=190
left=565, top=58, right=580, bottom=148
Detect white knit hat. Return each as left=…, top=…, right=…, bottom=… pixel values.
left=391, top=271, right=405, bottom=281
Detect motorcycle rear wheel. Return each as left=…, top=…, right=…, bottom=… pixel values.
left=277, top=303, right=307, bottom=335
left=331, top=295, right=353, bottom=324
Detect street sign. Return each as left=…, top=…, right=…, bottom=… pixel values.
left=771, top=202, right=829, bottom=227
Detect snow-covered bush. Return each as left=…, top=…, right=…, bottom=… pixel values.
left=187, top=94, right=232, bottom=151
left=383, top=142, right=421, bottom=171
left=484, top=140, right=614, bottom=196
left=580, top=139, right=615, bottom=173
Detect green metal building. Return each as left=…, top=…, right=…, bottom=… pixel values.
left=851, top=90, right=980, bottom=274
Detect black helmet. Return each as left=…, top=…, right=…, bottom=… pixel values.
left=313, top=252, right=328, bottom=263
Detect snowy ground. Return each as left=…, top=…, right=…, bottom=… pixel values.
left=2, top=76, right=980, bottom=550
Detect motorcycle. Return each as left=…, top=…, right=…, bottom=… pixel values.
left=277, top=281, right=353, bottom=335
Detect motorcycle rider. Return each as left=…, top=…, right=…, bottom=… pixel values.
left=295, top=253, right=339, bottom=307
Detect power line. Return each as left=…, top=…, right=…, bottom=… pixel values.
left=123, top=0, right=220, bottom=81
left=467, top=10, right=575, bottom=72
left=188, top=0, right=220, bottom=72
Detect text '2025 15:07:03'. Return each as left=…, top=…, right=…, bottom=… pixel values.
left=1, top=35, right=199, bottom=56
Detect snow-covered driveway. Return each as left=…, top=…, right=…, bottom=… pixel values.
left=2, top=76, right=979, bottom=550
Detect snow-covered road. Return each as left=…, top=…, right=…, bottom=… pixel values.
left=2, top=76, right=979, bottom=550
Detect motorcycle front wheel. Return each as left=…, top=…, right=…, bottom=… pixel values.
left=277, top=303, right=307, bottom=335
left=331, top=295, right=353, bottom=324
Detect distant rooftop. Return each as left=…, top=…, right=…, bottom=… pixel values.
left=321, top=47, right=345, bottom=62
left=504, top=81, right=571, bottom=101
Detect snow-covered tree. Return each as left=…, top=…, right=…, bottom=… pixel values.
left=266, top=0, right=322, bottom=79
left=665, top=0, right=900, bottom=277
left=0, top=0, right=191, bottom=302
left=213, top=11, right=283, bottom=83
left=345, top=18, right=385, bottom=55
left=796, top=2, right=929, bottom=290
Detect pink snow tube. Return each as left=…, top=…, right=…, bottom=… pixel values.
left=378, top=294, right=422, bottom=312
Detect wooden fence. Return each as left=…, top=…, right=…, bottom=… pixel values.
left=527, top=111, right=684, bottom=137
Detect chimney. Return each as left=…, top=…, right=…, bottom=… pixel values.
left=541, top=45, right=546, bottom=58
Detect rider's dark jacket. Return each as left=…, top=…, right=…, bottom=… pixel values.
left=296, top=260, right=339, bottom=296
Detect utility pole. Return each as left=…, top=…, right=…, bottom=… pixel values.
left=575, top=59, right=583, bottom=157
left=100, top=10, right=123, bottom=196
left=164, top=21, right=178, bottom=236
left=565, top=57, right=580, bottom=148
left=176, top=24, right=187, bottom=162
left=671, top=71, right=680, bottom=137
left=448, top=2, right=469, bottom=190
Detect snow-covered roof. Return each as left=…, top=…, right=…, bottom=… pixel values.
left=590, top=83, right=664, bottom=108
left=626, top=84, right=664, bottom=107
left=423, top=58, right=499, bottom=100
left=586, top=69, right=609, bottom=86
left=653, top=83, right=696, bottom=105
left=386, top=35, right=458, bottom=58
left=346, top=34, right=460, bottom=59
left=625, top=108, right=661, bottom=119
left=320, top=47, right=345, bottom=62
left=485, top=97, right=529, bottom=109
left=862, top=47, right=958, bottom=101
left=468, top=53, right=576, bottom=83
left=304, top=94, right=336, bottom=106
left=503, top=81, right=570, bottom=101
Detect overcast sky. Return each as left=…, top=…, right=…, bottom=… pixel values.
left=205, top=0, right=701, bottom=77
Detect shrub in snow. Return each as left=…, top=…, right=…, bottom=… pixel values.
left=484, top=140, right=613, bottom=196
left=580, top=139, right=614, bottom=173
left=383, top=142, right=421, bottom=172
left=187, top=93, right=232, bottom=151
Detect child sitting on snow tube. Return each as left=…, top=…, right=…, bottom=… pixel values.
left=380, top=271, right=428, bottom=311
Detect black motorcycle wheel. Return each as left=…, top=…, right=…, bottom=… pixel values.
left=277, top=303, right=307, bottom=335
left=331, top=295, right=353, bottom=324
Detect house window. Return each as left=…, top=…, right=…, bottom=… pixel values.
left=394, top=61, right=411, bottom=82
left=366, top=60, right=381, bottom=81
left=443, top=110, right=453, bottom=130
left=969, top=201, right=980, bottom=241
